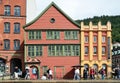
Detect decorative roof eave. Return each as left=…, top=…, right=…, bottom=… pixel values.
left=23, top=2, right=80, bottom=29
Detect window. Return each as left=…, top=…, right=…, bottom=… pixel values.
left=14, top=6, right=20, bottom=16
left=14, top=40, right=20, bottom=50
left=4, top=22, right=10, bottom=33
left=4, top=39, right=10, bottom=50
left=28, top=31, right=41, bottom=40
left=93, top=46, right=97, bottom=54
left=93, top=36, right=97, bottom=43
left=28, top=45, right=42, bottom=57
left=42, top=66, right=48, bottom=74
left=36, top=46, right=42, bottom=56
left=4, top=5, right=10, bottom=16
left=56, top=45, right=63, bottom=56
left=14, top=23, right=20, bottom=33
left=28, top=46, right=34, bottom=57
left=48, top=45, right=55, bottom=56
left=102, top=36, right=106, bottom=43
left=48, top=45, right=80, bottom=56
left=93, top=64, right=98, bottom=72
left=102, top=46, right=106, bottom=55
left=85, top=46, right=88, bottom=54
left=50, top=18, right=55, bottom=23
left=85, top=36, right=89, bottom=43
left=64, top=31, right=78, bottom=39
left=47, top=31, right=60, bottom=39
left=64, top=45, right=71, bottom=56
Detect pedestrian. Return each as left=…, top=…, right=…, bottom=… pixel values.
left=41, top=73, right=47, bottom=80
left=25, top=67, right=30, bottom=80
left=31, top=66, right=37, bottom=80
left=116, top=67, right=120, bottom=80
left=83, top=68, right=88, bottom=80
left=118, top=68, right=120, bottom=79
left=74, top=67, right=80, bottom=80
left=89, top=67, right=95, bottom=80
left=99, top=68, right=105, bottom=80
left=47, top=68, right=50, bottom=79
left=49, top=68, right=53, bottom=80
left=14, top=66, right=21, bottom=79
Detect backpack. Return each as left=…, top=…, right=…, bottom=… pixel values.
left=32, top=68, right=37, bottom=74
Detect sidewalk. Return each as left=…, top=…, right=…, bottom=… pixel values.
left=0, top=80, right=120, bottom=83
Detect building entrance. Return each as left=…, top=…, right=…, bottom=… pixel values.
left=0, top=58, right=5, bottom=76
left=10, top=58, right=22, bottom=74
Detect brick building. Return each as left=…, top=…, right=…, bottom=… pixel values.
left=0, top=0, right=26, bottom=75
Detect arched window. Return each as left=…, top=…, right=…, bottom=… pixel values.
left=102, top=64, right=107, bottom=70
left=14, top=39, right=20, bottom=50
left=4, top=22, right=10, bottom=33
left=14, top=23, right=20, bottom=33
left=84, top=64, right=89, bottom=71
left=14, top=6, right=21, bottom=16
left=4, top=39, right=10, bottom=50
left=93, top=64, right=98, bottom=73
left=4, top=5, right=11, bottom=16
left=102, top=64, right=107, bottom=75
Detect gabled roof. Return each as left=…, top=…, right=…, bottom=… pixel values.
left=23, top=2, right=80, bottom=29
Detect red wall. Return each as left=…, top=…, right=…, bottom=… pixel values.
left=25, top=5, right=80, bottom=79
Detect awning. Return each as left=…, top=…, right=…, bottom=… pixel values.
left=72, top=64, right=84, bottom=67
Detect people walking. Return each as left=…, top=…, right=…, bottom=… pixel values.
left=48, top=68, right=53, bottom=80
left=41, top=73, right=47, bottom=80
left=14, top=66, right=21, bottom=79
left=32, top=66, right=37, bottom=80
left=25, top=67, right=30, bottom=80
left=74, top=67, right=80, bottom=80
left=99, top=68, right=105, bottom=80
left=89, top=67, right=95, bottom=80
left=83, top=68, right=88, bottom=80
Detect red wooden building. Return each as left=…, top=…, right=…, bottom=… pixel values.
left=23, top=2, right=80, bottom=79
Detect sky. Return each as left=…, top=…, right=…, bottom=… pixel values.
left=27, top=0, right=120, bottom=23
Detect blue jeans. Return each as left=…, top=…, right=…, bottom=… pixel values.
left=74, top=74, right=80, bottom=80
left=101, top=74, right=105, bottom=80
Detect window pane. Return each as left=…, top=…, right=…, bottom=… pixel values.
left=14, top=23, right=20, bottom=33
left=65, top=31, right=78, bottom=40
left=4, top=5, right=10, bottom=16
left=47, top=31, right=60, bottom=39
left=102, top=36, right=106, bottom=43
left=93, top=46, right=97, bottom=54
left=14, top=6, right=20, bottom=16
left=85, top=46, right=88, bottom=54
left=102, top=46, right=106, bottom=55
left=93, top=36, right=97, bottom=43
left=4, top=40, right=10, bottom=50
left=4, top=22, right=10, bottom=33
left=28, top=31, right=41, bottom=40
left=85, top=36, right=88, bottom=43
left=14, top=40, right=20, bottom=50
left=48, top=45, right=80, bottom=56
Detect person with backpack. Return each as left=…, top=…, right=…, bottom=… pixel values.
left=99, top=68, right=105, bottom=80
left=31, top=66, right=37, bottom=80
left=83, top=68, right=88, bottom=80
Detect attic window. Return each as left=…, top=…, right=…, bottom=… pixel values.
left=50, top=18, right=55, bottom=23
